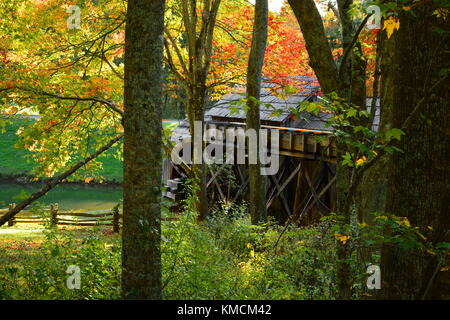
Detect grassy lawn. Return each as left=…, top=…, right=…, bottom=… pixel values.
left=0, top=117, right=179, bottom=183
left=0, top=224, right=47, bottom=242
left=0, top=224, right=118, bottom=260
left=0, top=223, right=117, bottom=243
left=0, top=118, right=34, bottom=176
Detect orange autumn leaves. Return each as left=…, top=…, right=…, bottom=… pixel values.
left=168, top=2, right=314, bottom=100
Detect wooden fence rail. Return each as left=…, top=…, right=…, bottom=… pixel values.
left=0, top=203, right=179, bottom=232
left=0, top=203, right=122, bottom=233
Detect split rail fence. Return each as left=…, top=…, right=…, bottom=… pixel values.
left=0, top=203, right=122, bottom=233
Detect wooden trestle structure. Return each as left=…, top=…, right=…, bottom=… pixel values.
left=163, top=79, right=338, bottom=224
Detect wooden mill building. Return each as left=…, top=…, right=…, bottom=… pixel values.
left=164, top=77, right=340, bottom=223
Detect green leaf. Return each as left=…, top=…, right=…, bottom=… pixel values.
left=284, top=85, right=297, bottom=95
left=385, top=128, right=405, bottom=141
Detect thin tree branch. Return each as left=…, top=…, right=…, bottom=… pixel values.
left=338, top=14, right=372, bottom=80
left=0, top=133, right=124, bottom=226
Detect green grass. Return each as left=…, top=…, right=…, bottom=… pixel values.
left=0, top=118, right=34, bottom=175
left=0, top=224, right=46, bottom=242
left=0, top=117, right=179, bottom=183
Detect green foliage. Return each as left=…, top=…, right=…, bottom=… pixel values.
left=0, top=227, right=121, bottom=299
left=0, top=117, right=123, bottom=181
left=0, top=117, right=176, bottom=182
left=298, top=94, right=405, bottom=169
left=3, top=203, right=439, bottom=300
left=0, top=204, right=341, bottom=300
left=161, top=206, right=340, bottom=299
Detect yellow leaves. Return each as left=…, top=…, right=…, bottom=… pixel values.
left=0, top=36, right=11, bottom=49
left=356, top=155, right=367, bottom=166
left=440, top=266, right=450, bottom=272
left=383, top=17, right=400, bottom=39
left=402, top=6, right=412, bottom=11
left=398, top=217, right=411, bottom=227
left=247, top=243, right=255, bottom=258
left=16, top=127, right=24, bottom=135
left=427, top=226, right=433, bottom=231
left=84, top=177, right=94, bottom=183
left=433, top=8, right=449, bottom=20
left=358, top=222, right=368, bottom=228
left=334, top=233, right=350, bottom=244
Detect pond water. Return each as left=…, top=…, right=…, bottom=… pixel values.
left=0, top=183, right=123, bottom=212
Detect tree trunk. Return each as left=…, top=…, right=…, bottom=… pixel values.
left=122, top=0, right=165, bottom=299
left=381, top=4, right=450, bottom=299
left=178, top=0, right=221, bottom=222
left=246, top=0, right=268, bottom=224
left=288, top=0, right=353, bottom=299
left=288, top=0, right=339, bottom=94
left=189, top=93, right=209, bottom=222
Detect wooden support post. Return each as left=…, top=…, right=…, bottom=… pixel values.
left=266, top=165, right=286, bottom=203
left=7, top=204, right=16, bottom=226
left=266, top=160, right=301, bottom=212
left=292, top=163, right=304, bottom=217
left=304, top=171, right=329, bottom=215
left=208, top=167, right=225, bottom=202
left=296, top=176, right=336, bottom=222
left=50, top=203, right=59, bottom=228
left=112, top=204, right=120, bottom=233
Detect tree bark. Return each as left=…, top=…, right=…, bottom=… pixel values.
left=288, top=0, right=339, bottom=94
left=189, top=97, right=209, bottom=222
left=246, top=0, right=268, bottom=225
left=288, top=0, right=369, bottom=299
left=122, top=0, right=165, bottom=299
left=381, top=4, right=450, bottom=299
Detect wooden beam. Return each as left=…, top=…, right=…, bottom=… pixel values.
left=207, top=164, right=228, bottom=187
left=292, top=163, right=304, bottom=216
left=304, top=170, right=331, bottom=215
left=277, top=149, right=336, bottom=162
left=266, top=160, right=302, bottom=214
left=266, top=165, right=287, bottom=203
left=296, top=175, right=336, bottom=221
left=208, top=167, right=226, bottom=202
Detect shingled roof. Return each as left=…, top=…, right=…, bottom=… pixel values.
left=205, top=77, right=320, bottom=125
left=170, top=77, right=381, bottom=143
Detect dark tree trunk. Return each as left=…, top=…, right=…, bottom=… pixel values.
left=381, top=4, right=450, bottom=299
left=189, top=94, right=209, bottom=222
left=288, top=0, right=339, bottom=94
left=246, top=0, right=268, bottom=224
left=288, top=0, right=353, bottom=299
left=122, top=0, right=165, bottom=299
